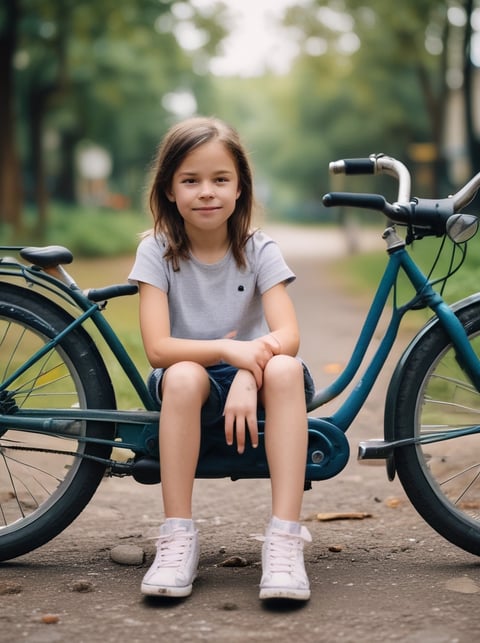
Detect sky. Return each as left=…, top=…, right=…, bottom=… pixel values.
left=162, top=0, right=309, bottom=116
left=191, top=0, right=308, bottom=77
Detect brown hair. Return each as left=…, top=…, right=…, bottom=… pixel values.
left=148, top=116, right=254, bottom=270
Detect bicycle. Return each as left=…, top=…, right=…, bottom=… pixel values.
left=2, top=154, right=480, bottom=563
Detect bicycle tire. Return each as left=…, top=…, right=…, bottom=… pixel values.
left=0, top=283, right=116, bottom=561
left=393, top=301, right=480, bottom=555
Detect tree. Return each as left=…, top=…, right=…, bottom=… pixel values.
left=0, top=1, right=22, bottom=234
left=1, top=0, right=227, bottom=238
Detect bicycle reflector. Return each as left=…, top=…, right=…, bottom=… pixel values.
left=446, top=213, right=479, bottom=243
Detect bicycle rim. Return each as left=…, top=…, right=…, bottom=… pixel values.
left=395, top=306, right=480, bottom=554
left=0, top=286, right=115, bottom=559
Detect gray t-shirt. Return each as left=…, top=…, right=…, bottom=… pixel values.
left=128, top=230, right=295, bottom=341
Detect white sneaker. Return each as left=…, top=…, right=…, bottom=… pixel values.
left=141, top=519, right=199, bottom=597
left=259, top=519, right=311, bottom=601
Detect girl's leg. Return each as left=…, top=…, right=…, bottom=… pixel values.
left=158, top=361, right=210, bottom=518
left=141, top=361, right=209, bottom=598
left=259, top=355, right=311, bottom=601
left=262, top=355, right=308, bottom=521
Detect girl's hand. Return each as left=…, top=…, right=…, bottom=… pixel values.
left=224, top=370, right=258, bottom=454
left=221, top=337, right=279, bottom=388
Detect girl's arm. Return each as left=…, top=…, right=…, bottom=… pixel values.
left=261, top=282, right=300, bottom=356
left=223, top=281, right=300, bottom=453
left=138, top=282, right=276, bottom=387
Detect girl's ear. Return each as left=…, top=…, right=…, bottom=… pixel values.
left=166, top=189, right=175, bottom=202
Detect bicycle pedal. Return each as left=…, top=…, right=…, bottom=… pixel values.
left=132, top=457, right=160, bottom=485
left=357, top=440, right=394, bottom=460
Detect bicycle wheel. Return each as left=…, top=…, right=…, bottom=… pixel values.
left=393, top=301, right=480, bottom=555
left=0, top=283, right=116, bottom=561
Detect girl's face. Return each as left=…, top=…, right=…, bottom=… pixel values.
left=167, top=139, right=241, bottom=236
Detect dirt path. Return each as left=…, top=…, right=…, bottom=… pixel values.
left=1, top=226, right=479, bottom=643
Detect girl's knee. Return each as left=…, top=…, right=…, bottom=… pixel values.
left=263, top=355, right=303, bottom=390
left=162, top=361, right=209, bottom=399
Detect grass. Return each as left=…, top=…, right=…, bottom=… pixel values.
left=68, top=255, right=151, bottom=409
left=331, top=232, right=480, bottom=332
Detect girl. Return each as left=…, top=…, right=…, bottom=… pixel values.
left=128, top=116, right=314, bottom=601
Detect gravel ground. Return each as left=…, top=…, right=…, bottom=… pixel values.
left=1, top=225, right=479, bottom=643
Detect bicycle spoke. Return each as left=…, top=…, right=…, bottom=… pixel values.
left=0, top=306, right=85, bottom=532
left=0, top=432, right=78, bottom=527
left=419, top=335, right=480, bottom=516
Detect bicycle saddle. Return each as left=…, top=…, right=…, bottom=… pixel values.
left=20, top=245, right=74, bottom=268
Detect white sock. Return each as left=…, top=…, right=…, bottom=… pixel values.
left=270, top=515, right=301, bottom=535
left=164, top=517, right=195, bottom=532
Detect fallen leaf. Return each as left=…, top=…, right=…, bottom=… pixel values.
left=41, top=614, right=59, bottom=624
left=385, top=497, right=404, bottom=508
left=458, top=501, right=480, bottom=510
left=306, top=512, right=372, bottom=521
left=323, top=363, right=344, bottom=374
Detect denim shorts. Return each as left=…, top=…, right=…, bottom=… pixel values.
left=147, top=360, right=315, bottom=426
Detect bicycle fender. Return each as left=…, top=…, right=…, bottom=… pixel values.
left=384, top=292, right=480, bottom=480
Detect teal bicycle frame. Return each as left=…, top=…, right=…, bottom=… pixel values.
left=310, top=226, right=480, bottom=425
left=2, top=212, right=480, bottom=485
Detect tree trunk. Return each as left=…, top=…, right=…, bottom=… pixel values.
left=29, top=87, right=50, bottom=239
left=55, top=128, right=80, bottom=203
left=463, top=0, right=480, bottom=174
left=0, top=0, right=23, bottom=236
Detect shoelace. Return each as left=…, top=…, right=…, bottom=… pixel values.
left=255, top=526, right=311, bottom=574
left=153, top=530, right=195, bottom=568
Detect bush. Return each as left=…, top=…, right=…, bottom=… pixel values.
left=12, top=204, right=151, bottom=257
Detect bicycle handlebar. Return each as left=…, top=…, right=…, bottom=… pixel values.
left=85, top=284, right=138, bottom=302
left=329, top=158, right=376, bottom=175
left=329, top=154, right=413, bottom=204
left=322, top=192, right=393, bottom=214
left=324, top=154, right=480, bottom=239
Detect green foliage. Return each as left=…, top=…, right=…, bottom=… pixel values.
left=5, top=0, right=475, bottom=232
left=209, top=0, right=459, bottom=220
left=18, top=204, right=150, bottom=256
left=334, top=232, right=480, bottom=312
left=12, top=0, right=228, bottom=211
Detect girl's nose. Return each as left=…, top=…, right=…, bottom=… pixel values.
left=199, top=182, right=215, bottom=198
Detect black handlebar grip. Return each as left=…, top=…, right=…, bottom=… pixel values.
left=86, top=283, right=138, bottom=302
left=329, top=158, right=376, bottom=175
left=323, top=192, right=387, bottom=211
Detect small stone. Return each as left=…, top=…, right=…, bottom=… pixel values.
left=222, top=602, right=239, bottom=611
left=0, top=581, right=22, bottom=595
left=69, top=579, right=95, bottom=593
left=219, top=555, right=248, bottom=567
left=110, top=544, right=145, bottom=566
left=445, top=577, right=480, bottom=594
left=328, top=545, right=343, bottom=553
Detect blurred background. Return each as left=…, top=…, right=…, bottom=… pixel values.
left=1, top=0, right=480, bottom=254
